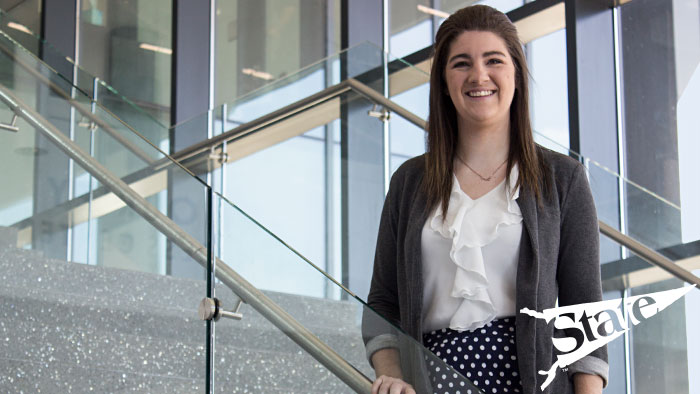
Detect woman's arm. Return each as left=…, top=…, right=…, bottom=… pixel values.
left=371, top=348, right=404, bottom=379
left=557, top=163, right=609, bottom=388
left=362, top=166, right=412, bottom=392
left=573, top=373, right=604, bottom=394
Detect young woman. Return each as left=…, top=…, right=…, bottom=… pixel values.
left=363, top=5, right=608, bottom=394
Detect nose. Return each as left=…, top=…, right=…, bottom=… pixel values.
left=468, top=63, right=489, bottom=84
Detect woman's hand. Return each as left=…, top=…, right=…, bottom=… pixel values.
left=371, top=375, right=416, bottom=394
left=371, top=349, right=415, bottom=393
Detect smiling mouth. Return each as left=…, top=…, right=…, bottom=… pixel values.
left=466, top=90, right=496, bottom=97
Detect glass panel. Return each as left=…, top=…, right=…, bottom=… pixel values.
left=219, top=92, right=347, bottom=295
left=212, top=191, right=481, bottom=393
left=0, top=20, right=210, bottom=392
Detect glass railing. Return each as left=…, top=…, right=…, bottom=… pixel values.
left=183, top=88, right=479, bottom=391
left=0, top=23, right=211, bottom=392
left=211, top=189, right=482, bottom=393
left=532, top=131, right=684, bottom=264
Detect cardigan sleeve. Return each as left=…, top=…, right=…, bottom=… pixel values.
left=361, top=166, right=404, bottom=366
left=556, top=164, right=610, bottom=387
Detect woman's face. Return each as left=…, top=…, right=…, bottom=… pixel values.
left=443, top=30, right=516, bottom=132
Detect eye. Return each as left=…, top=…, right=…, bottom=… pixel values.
left=452, top=61, right=470, bottom=68
left=487, top=58, right=504, bottom=65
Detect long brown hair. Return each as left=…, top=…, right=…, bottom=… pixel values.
left=423, top=5, right=550, bottom=215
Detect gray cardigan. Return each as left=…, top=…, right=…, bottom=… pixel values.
left=362, top=148, right=609, bottom=394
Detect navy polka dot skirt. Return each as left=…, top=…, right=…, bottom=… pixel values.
left=423, top=317, right=523, bottom=393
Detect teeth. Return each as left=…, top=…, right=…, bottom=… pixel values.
left=467, top=90, right=494, bottom=97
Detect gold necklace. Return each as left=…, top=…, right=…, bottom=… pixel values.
left=456, top=154, right=507, bottom=182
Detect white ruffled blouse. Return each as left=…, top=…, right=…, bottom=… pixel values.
left=421, top=166, right=523, bottom=333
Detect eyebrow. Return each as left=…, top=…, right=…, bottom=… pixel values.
left=448, top=51, right=507, bottom=63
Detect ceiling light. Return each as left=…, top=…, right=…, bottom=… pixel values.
left=417, top=5, right=450, bottom=19
left=7, top=22, right=32, bottom=35
left=241, top=68, right=274, bottom=81
left=139, top=43, right=173, bottom=55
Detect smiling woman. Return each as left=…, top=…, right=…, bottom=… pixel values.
left=362, top=5, right=609, bottom=394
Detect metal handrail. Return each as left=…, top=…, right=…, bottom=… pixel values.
left=163, top=78, right=424, bottom=172
left=599, top=222, right=700, bottom=287
left=0, top=83, right=373, bottom=394
left=167, top=81, right=353, bottom=167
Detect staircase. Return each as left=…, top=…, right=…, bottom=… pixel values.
left=0, top=227, right=368, bottom=393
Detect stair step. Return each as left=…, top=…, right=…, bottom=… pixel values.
left=0, top=356, right=201, bottom=394
left=0, top=356, right=346, bottom=393
left=1, top=245, right=374, bottom=392
left=1, top=247, right=358, bottom=330
left=0, top=317, right=355, bottom=393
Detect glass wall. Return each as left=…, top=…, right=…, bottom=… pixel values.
left=616, top=0, right=700, bottom=392
left=214, top=0, right=341, bottom=107
left=389, top=0, right=434, bottom=58
left=529, top=28, right=569, bottom=154
left=390, top=82, right=429, bottom=173
left=71, top=0, right=173, bottom=272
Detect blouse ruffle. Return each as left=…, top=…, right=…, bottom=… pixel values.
left=427, top=166, right=522, bottom=332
